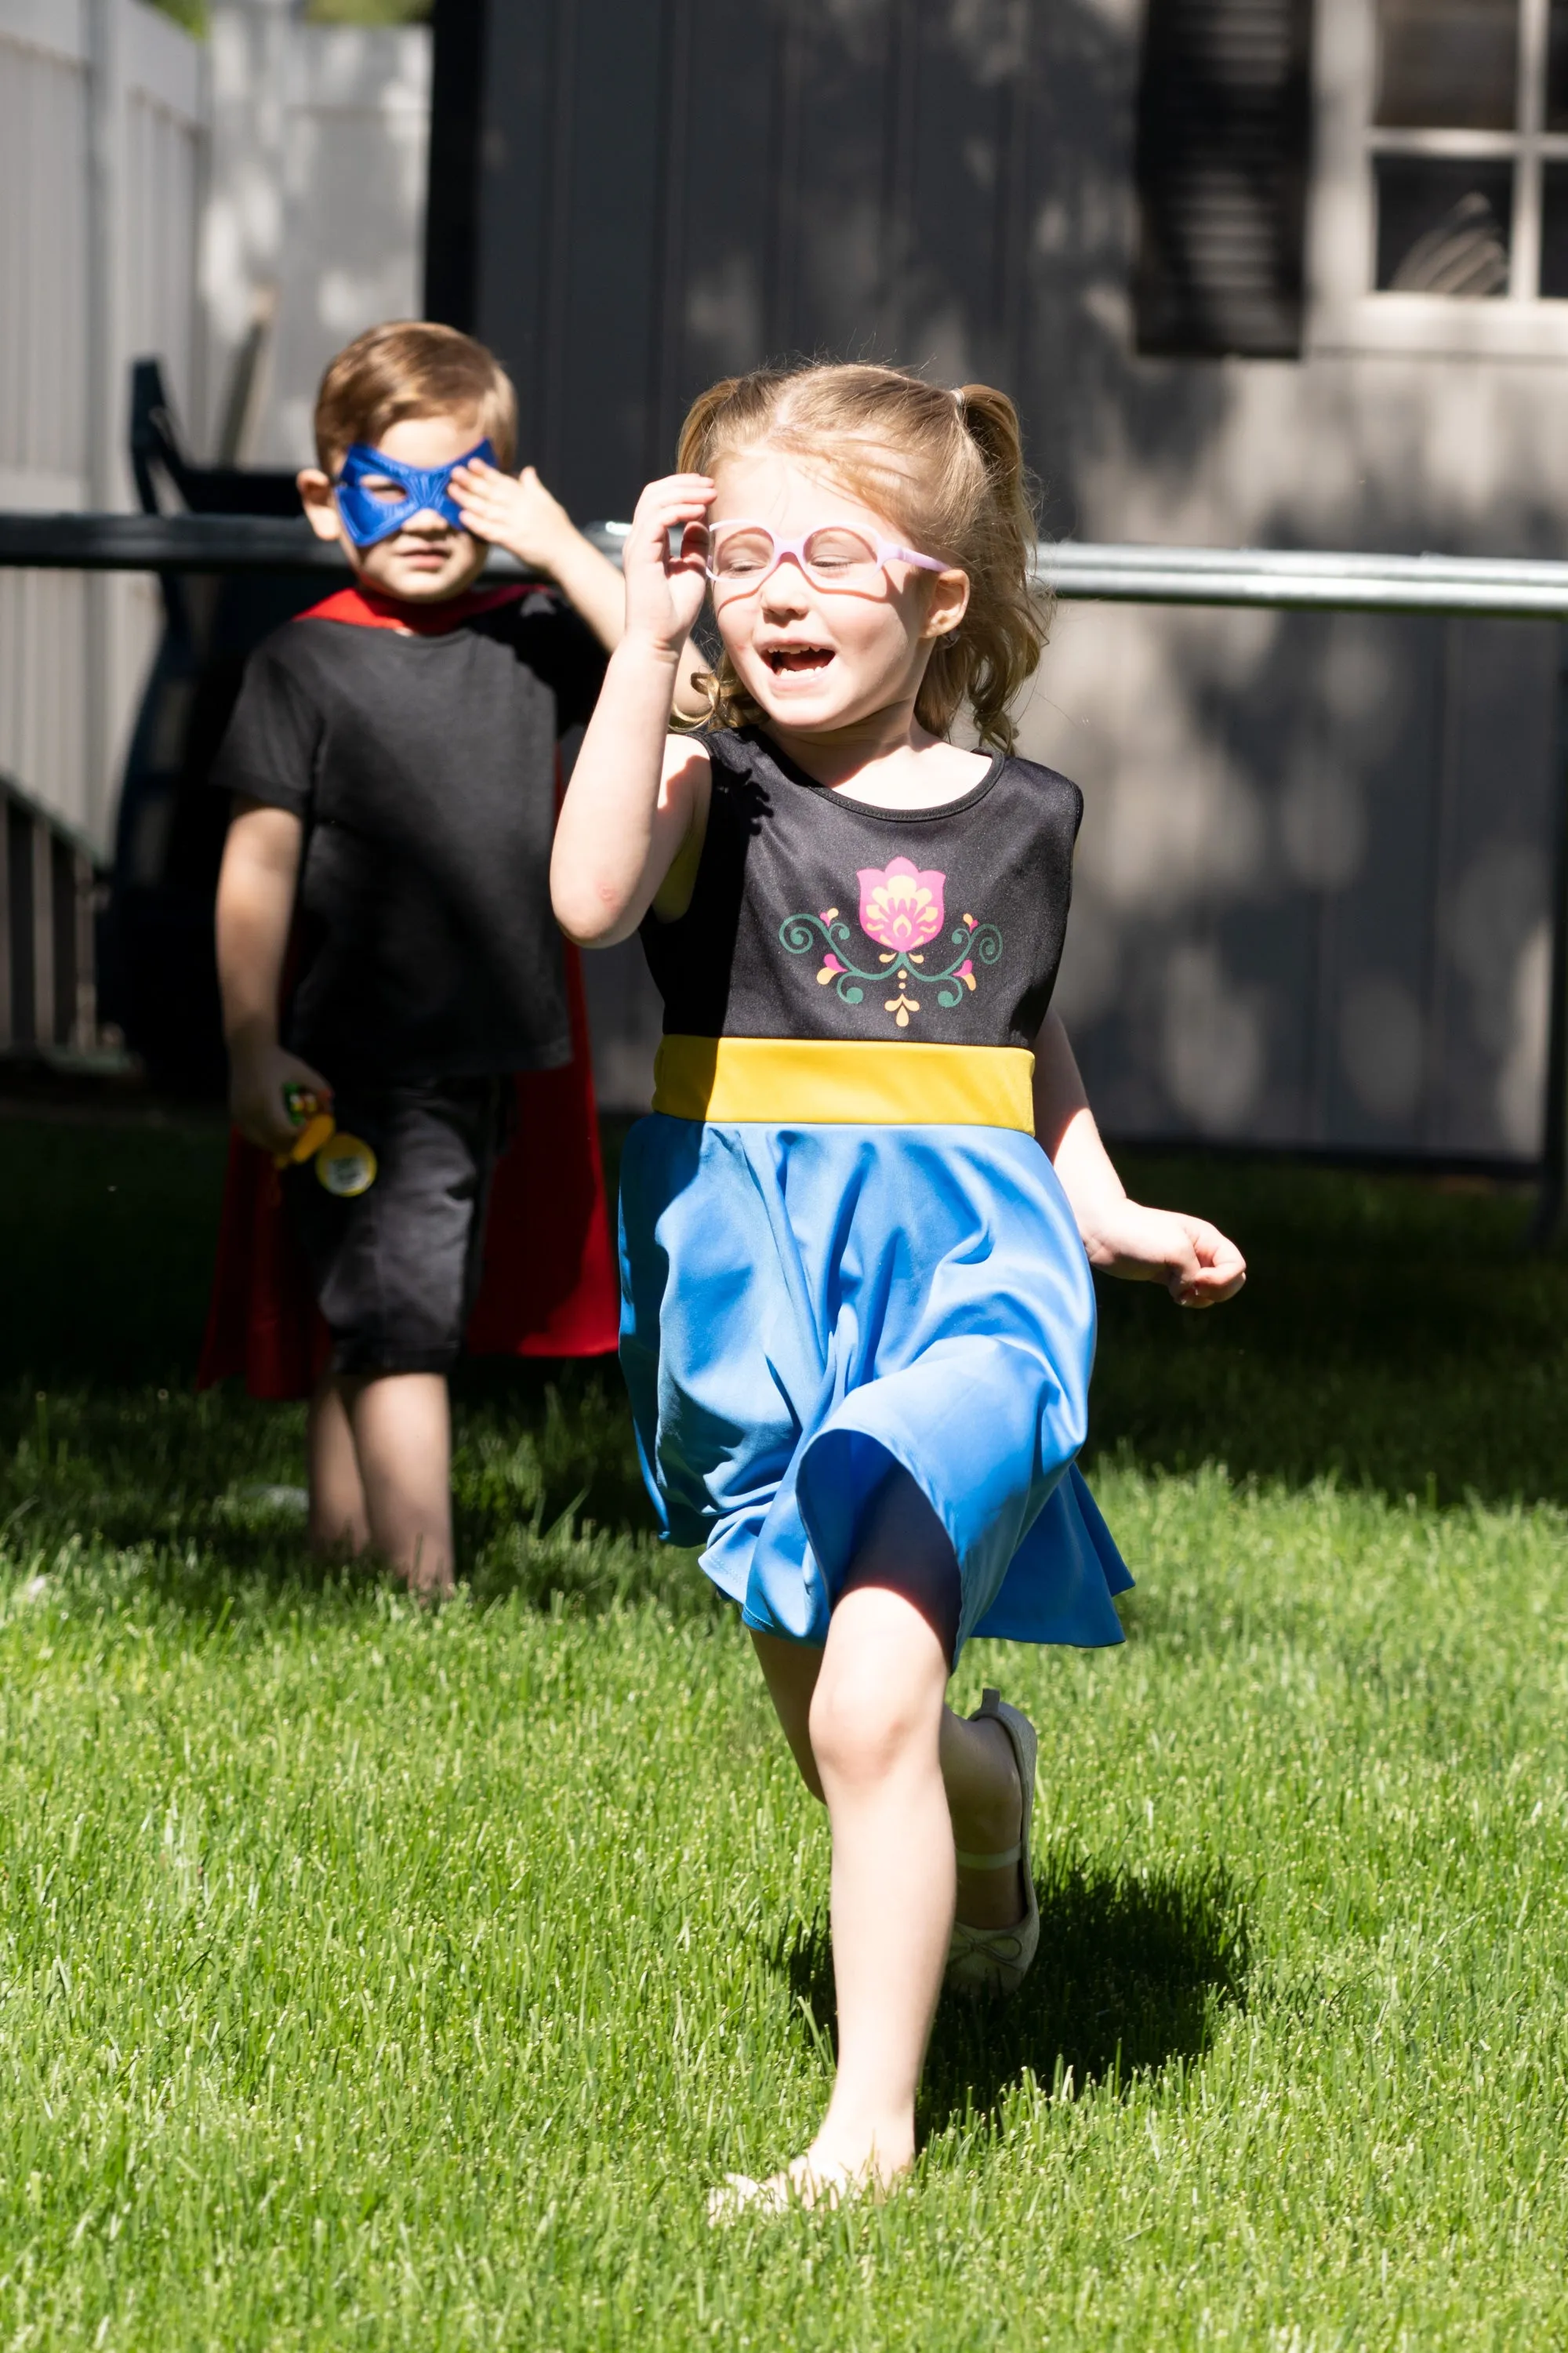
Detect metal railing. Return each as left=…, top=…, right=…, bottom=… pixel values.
left=10, top=510, right=1568, bottom=619
left=4, top=509, right=1568, bottom=1233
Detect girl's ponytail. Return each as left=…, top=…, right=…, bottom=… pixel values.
left=917, top=383, right=1047, bottom=755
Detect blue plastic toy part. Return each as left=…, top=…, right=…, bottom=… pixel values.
left=333, top=437, right=497, bottom=548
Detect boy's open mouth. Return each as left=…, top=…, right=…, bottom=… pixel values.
left=764, top=646, right=833, bottom=674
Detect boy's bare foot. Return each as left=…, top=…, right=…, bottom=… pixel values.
left=400, top=1562, right=456, bottom=1608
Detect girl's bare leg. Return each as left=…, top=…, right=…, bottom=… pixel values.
left=307, top=1374, right=370, bottom=1556
left=738, top=1472, right=1027, bottom=2205
left=753, top=1642, right=1025, bottom=1931
left=340, top=1370, right=456, bottom=1602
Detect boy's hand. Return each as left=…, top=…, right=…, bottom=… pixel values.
left=621, top=473, right=715, bottom=657
left=448, top=458, right=579, bottom=574
left=230, top=1038, right=335, bottom=1158
left=1081, top=1200, right=1247, bottom=1308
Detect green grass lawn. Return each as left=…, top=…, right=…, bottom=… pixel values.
left=2, top=1112, right=1567, bottom=2348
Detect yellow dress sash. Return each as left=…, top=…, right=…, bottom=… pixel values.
left=651, top=1035, right=1036, bottom=1132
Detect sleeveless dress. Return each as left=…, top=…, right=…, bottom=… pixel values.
left=619, top=727, right=1131, bottom=1656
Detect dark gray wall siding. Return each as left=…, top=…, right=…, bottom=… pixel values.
left=444, top=0, right=1563, bottom=1160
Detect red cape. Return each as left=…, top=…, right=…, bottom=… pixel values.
left=197, top=582, right=620, bottom=1398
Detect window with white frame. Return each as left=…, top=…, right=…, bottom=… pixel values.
left=1312, top=0, right=1568, bottom=347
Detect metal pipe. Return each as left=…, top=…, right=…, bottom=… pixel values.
left=9, top=514, right=1568, bottom=618
left=0, top=514, right=615, bottom=576
left=1033, top=542, right=1568, bottom=617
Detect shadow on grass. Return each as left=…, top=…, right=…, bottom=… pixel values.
left=1090, top=1151, right=1566, bottom=1510
left=7, top=1111, right=1568, bottom=1512
left=778, top=1850, right=1250, bottom=2134
left=0, top=1360, right=710, bottom=1628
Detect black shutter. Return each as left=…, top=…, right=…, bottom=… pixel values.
left=423, top=0, right=487, bottom=332
left=1134, top=0, right=1315, bottom=358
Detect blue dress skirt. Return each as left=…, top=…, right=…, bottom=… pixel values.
left=618, top=1115, right=1131, bottom=1656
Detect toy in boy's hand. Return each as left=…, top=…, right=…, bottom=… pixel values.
left=272, top=1087, right=379, bottom=1197
left=314, top=1132, right=378, bottom=1199
left=334, top=437, right=496, bottom=548
left=277, top=1082, right=336, bottom=1167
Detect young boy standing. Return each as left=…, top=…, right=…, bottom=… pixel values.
left=212, top=321, right=644, bottom=1600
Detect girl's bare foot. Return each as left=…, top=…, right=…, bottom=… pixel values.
left=706, top=2138, right=909, bottom=2224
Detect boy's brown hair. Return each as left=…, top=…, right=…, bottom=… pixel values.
left=313, top=321, right=518, bottom=476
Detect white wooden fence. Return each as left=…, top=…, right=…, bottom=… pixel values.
left=0, top=0, right=430, bottom=872
left=0, top=0, right=203, bottom=860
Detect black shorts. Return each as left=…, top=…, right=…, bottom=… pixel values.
left=285, top=1077, right=511, bottom=1378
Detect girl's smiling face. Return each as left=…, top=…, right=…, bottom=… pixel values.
left=709, top=450, right=970, bottom=738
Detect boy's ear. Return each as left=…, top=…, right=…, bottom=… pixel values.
left=297, top=467, right=343, bottom=545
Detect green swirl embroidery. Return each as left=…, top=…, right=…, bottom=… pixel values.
left=779, top=912, right=1003, bottom=1029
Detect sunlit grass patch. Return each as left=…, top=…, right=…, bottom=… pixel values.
left=2, top=1115, right=1567, bottom=2346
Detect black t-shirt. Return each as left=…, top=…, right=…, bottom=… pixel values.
left=215, top=588, right=604, bottom=1084
left=641, top=728, right=1081, bottom=1049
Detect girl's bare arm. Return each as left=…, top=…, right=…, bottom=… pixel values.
left=551, top=473, right=716, bottom=946
left=1033, top=1011, right=1247, bottom=1307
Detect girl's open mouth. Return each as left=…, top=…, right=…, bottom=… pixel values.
left=765, top=646, right=833, bottom=674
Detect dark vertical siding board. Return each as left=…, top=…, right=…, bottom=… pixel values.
left=647, top=0, right=695, bottom=473
left=31, top=822, right=53, bottom=1053
left=50, top=836, right=76, bottom=1051
left=423, top=0, right=486, bottom=332
left=550, top=0, right=669, bottom=517
left=787, top=0, right=896, bottom=362
left=1430, top=619, right=1558, bottom=1156
left=1214, top=610, right=1333, bottom=1142
left=904, top=2, right=1020, bottom=387
left=764, top=2, right=807, bottom=355
left=539, top=0, right=582, bottom=495
left=0, top=801, right=9, bottom=1050
left=8, top=804, right=34, bottom=1051
left=662, top=1, right=779, bottom=440
left=473, top=5, right=560, bottom=479
left=1134, top=0, right=1314, bottom=358
left=1319, top=618, right=1443, bottom=1149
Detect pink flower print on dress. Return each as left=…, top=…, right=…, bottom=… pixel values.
left=857, top=859, right=946, bottom=955
left=780, top=872, right=1000, bottom=1023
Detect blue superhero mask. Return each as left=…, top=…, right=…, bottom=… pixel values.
left=333, top=437, right=497, bottom=548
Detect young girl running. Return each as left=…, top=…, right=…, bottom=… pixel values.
left=552, top=364, right=1245, bottom=2213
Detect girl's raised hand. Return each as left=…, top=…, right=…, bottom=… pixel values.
left=621, top=473, right=714, bottom=655
left=1082, top=1200, right=1247, bottom=1308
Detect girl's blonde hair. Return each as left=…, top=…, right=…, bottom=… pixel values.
left=676, top=362, right=1047, bottom=754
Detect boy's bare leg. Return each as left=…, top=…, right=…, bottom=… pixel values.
left=307, top=1374, right=370, bottom=1556
left=341, top=1371, right=456, bottom=1602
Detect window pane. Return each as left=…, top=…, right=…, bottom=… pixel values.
left=1548, top=0, right=1568, bottom=129
left=1540, top=165, right=1568, bottom=292
left=1374, top=158, right=1512, bottom=292
left=1375, top=0, right=1519, bottom=129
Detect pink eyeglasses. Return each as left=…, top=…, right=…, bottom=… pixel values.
left=700, top=519, right=948, bottom=597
